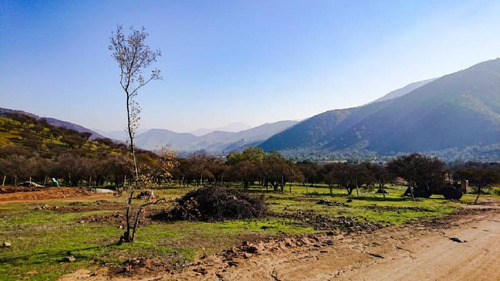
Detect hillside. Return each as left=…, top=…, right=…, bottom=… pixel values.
left=0, top=108, right=105, bottom=140
left=0, top=112, right=129, bottom=157
left=260, top=59, right=500, bottom=161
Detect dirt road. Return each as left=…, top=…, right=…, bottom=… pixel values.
left=59, top=203, right=500, bottom=281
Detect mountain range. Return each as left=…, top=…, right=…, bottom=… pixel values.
left=134, top=120, right=298, bottom=153
left=3, top=58, right=500, bottom=161
left=259, top=58, right=500, bottom=161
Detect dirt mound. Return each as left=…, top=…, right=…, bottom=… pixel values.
left=0, top=187, right=91, bottom=202
left=156, top=186, right=267, bottom=222
left=0, top=186, right=41, bottom=193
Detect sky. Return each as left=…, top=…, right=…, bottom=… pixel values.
left=1, top=0, right=500, bottom=132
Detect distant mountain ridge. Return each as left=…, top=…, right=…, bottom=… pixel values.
left=371, top=78, right=436, bottom=103
left=0, top=106, right=296, bottom=154
left=189, top=122, right=252, bottom=136
left=134, top=120, right=299, bottom=153
left=259, top=58, right=500, bottom=161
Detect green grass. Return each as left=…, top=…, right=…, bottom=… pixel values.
left=0, top=184, right=486, bottom=281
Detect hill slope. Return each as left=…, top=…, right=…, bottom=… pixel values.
left=260, top=59, right=500, bottom=161
left=0, top=108, right=105, bottom=140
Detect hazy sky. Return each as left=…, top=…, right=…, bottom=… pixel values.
left=1, top=0, right=500, bottom=132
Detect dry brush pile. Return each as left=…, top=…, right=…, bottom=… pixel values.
left=156, top=186, right=268, bottom=222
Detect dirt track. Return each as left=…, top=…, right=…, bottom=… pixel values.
left=59, top=202, right=500, bottom=281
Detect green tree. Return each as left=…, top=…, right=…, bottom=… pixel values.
left=387, top=153, right=446, bottom=199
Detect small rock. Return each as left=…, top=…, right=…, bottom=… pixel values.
left=118, top=225, right=124, bottom=229
left=64, top=255, right=76, bottom=262
left=324, top=240, right=334, bottom=246
left=79, top=220, right=85, bottom=224
left=246, top=246, right=259, bottom=253
left=2, top=242, right=11, bottom=248
left=449, top=237, right=463, bottom=243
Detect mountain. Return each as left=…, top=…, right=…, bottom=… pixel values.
left=93, top=128, right=149, bottom=142
left=0, top=108, right=105, bottom=140
left=135, top=129, right=198, bottom=151
left=134, top=120, right=298, bottom=152
left=190, top=120, right=299, bottom=153
left=259, top=59, right=500, bottom=161
left=189, top=122, right=252, bottom=136
left=371, top=78, right=436, bottom=103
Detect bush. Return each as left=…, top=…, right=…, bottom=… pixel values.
left=493, top=188, right=500, bottom=196
left=166, top=186, right=267, bottom=222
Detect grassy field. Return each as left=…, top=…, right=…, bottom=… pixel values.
left=0, top=184, right=491, bottom=281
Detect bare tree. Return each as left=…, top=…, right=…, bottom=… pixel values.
left=109, top=25, right=163, bottom=242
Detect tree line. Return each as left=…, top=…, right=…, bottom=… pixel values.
left=170, top=149, right=500, bottom=199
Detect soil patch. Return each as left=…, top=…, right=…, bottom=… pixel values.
left=0, top=187, right=90, bottom=202
left=56, top=200, right=125, bottom=213
left=274, top=209, right=383, bottom=232
left=0, top=186, right=41, bottom=194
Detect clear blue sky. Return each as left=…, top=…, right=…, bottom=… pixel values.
left=1, top=0, right=500, bottom=132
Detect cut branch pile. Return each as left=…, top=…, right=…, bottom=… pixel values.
left=163, top=186, right=267, bottom=222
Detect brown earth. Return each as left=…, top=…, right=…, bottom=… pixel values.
left=0, top=187, right=91, bottom=202
left=58, top=199, right=500, bottom=281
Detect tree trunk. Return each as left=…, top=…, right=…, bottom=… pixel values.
left=130, top=205, right=145, bottom=242
left=123, top=190, right=134, bottom=242
left=409, top=185, right=416, bottom=202
left=474, top=186, right=482, bottom=204
left=379, top=182, right=386, bottom=200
